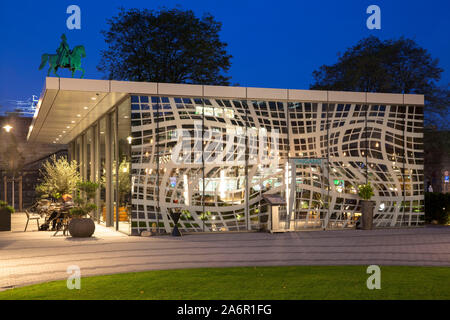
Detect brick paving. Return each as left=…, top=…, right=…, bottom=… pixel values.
left=0, top=213, right=449, bottom=290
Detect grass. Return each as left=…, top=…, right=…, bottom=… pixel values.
left=0, top=266, right=449, bottom=300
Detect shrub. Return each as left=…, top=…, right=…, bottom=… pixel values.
left=70, top=181, right=99, bottom=218
left=425, top=192, right=450, bottom=224
left=358, top=182, right=375, bottom=200
left=0, top=201, right=15, bottom=214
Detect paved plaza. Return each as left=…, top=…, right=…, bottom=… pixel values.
left=1, top=213, right=449, bottom=290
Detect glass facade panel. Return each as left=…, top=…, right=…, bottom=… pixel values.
left=117, top=98, right=132, bottom=234
left=69, top=92, right=424, bottom=236
left=99, top=117, right=107, bottom=224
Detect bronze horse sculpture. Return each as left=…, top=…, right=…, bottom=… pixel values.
left=39, top=35, right=86, bottom=78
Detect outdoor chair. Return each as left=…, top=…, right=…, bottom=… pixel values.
left=52, top=211, right=70, bottom=236
left=24, top=209, right=41, bottom=232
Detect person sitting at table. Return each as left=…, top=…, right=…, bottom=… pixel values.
left=48, top=194, right=74, bottom=230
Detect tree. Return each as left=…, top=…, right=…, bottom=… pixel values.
left=97, top=7, right=232, bottom=85
left=36, top=155, right=80, bottom=199
left=311, top=36, right=443, bottom=94
left=310, top=36, right=448, bottom=129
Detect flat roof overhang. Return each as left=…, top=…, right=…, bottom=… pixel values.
left=28, top=77, right=425, bottom=145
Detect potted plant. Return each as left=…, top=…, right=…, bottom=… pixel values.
left=0, top=200, right=14, bottom=231
left=358, top=182, right=375, bottom=230
left=68, top=181, right=99, bottom=237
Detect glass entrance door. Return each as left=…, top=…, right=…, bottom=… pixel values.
left=288, top=158, right=329, bottom=230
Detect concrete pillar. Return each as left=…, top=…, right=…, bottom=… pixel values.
left=90, top=126, right=95, bottom=182
left=3, top=176, right=6, bottom=203
left=95, top=124, right=101, bottom=223
left=19, top=175, right=22, bottom=212
left=82, top=134, right=88, bottom=181
left=105, top=113, right=112, bottom=227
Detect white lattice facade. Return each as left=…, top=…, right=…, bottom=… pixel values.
left=130, top=93, right=424, bottom=235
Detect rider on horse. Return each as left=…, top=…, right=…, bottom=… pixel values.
left=39, top=34, right=85, bottom=78
left=56, top=34, right=71, bottom=68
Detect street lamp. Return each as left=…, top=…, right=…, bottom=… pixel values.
left=2, top=125, right=13, bottom=132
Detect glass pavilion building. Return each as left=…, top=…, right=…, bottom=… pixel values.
left=28, top=77, right=425, bottom=235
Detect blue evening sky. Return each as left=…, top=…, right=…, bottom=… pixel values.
left=0, top=0, right=449, bottom=112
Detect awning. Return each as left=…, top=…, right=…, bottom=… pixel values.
left=28, top=77, right=130, bottom=145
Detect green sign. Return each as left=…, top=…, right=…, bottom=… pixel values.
left=292, top=158, right=323, bottom=165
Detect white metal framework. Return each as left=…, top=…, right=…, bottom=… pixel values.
left=130, top=96, right=424, bottom=234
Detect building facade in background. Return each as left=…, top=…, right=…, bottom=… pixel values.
left=28, top=78, right=425, bottom=235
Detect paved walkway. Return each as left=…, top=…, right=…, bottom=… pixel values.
left=1, top=213, right=449, bottom=289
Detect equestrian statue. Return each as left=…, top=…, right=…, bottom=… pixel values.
left=39, top=34, right=86, bottom=78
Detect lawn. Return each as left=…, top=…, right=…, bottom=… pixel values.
left=0, top=266, right=449, bottom=300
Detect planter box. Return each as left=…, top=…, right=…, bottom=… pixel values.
left=361, top=200, right=375, bottom=230
left=0, top=208, right=11, bottom=231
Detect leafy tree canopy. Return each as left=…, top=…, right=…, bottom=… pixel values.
left=310, top=36, right=449, bottom=129
left=98, top=7, right=232, bottom=85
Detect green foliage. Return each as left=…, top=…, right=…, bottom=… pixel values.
left=77, top=181, right=100, bottom=200
left=1, top=266, right=450, bottom=300
left=181, top=209, right=192, bottom=219
left=0, top=201, right=15, bottom=214
left=36, top=155, right=81, bottom=198
left=424, top=192, right=450, bottom=224
left=98, top=7, right=232, bottom=85
left=358, top=183, right=375, bottom=200
left=70, top=180, right=99, bottom=218
left=69, top=207, right=86, bottom=217
left=199, top=211, right=212, bottom=221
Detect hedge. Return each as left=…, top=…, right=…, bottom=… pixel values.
left=424, top=192, right=450, bottom=224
